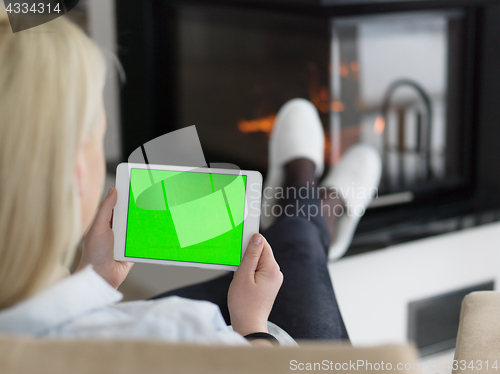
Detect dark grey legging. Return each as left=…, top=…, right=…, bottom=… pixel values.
left=152, top=198, right=349, bottom=342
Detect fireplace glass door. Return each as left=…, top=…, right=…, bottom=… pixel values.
left=173, top=5, right=469, bottom=206
left=330, top=11, right=467, bottom=202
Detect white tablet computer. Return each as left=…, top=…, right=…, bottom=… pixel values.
left=113, top=163, right=262, bottom=271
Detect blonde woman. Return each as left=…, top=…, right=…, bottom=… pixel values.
left=0, top=7, right=379, bottom=345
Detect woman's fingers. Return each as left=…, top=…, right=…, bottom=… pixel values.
left=94, top=187, right=117, bottom=227
left=237, top=233, right=282, bottom=285
left=256, top=239, right=283, bottom=283
left=258, top=239, right=279, bottom=271
left=228, top=233, right=282, bottom=336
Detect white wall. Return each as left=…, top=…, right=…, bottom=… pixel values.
left=329, top=221, right=500, bottom=346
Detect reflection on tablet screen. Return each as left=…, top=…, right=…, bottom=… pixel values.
left=124, top=168, right=247, bottom=266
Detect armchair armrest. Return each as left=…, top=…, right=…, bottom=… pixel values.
left=453, top=291, right=500, bottom=373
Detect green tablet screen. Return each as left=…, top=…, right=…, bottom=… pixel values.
left=124, top=168, right=247, bottom=266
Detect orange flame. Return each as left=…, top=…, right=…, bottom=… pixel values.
left=350, top=61, right=360, bottom=74
left=238, top=115, right=277, bottom=134
left=340, top=62, right=350, bottom=78
left=331, top=101, right=345, bottom=112
left=374, top=116, right=385, bottom=134
left=239, top=62, right=360, bottom=134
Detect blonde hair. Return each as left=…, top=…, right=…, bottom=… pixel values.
left=0, top=7, right=106, bottom=309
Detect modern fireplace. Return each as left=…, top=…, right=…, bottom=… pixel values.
left=116, top=0, right=500, bottom=254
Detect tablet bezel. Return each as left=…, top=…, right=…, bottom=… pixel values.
left=113, top=162, right=262, bottom=271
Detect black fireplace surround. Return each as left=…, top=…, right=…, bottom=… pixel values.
left=116, top=0, right=500, bottom=255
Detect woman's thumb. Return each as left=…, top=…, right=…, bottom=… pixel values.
left=237, top=233, right=265, bottom=276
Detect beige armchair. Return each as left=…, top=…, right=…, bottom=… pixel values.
left=453, top=291, right=500, bottom=374
left=0, top=335, right=421, bottom=374
left=3, top=290, right=498, bottom=374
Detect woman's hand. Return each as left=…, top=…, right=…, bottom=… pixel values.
left=228, top=234, right=283, bottom=337
left=76, top=187, right=133, bottom=288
